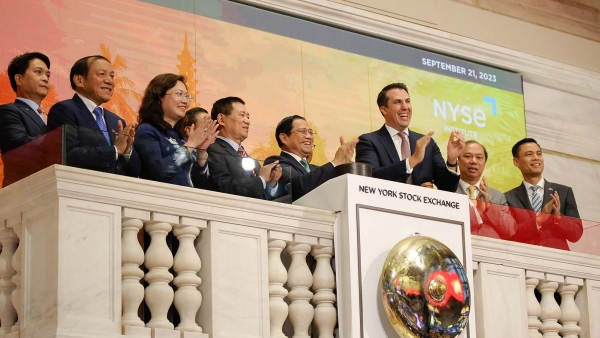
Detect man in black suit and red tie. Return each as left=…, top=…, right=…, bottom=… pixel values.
left=47, top=55, right=139, bottom=176
left=356, top=83, right=465, bottom=192
left=0, top=52, right=54, bottom=186
left=505, top=138, right=583, bottom=250
left=207, top=96, right=282, bottom=199
left=264, top=115, right=358, bottom=202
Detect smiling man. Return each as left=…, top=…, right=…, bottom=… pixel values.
left=0, top=52, right=50, bottom=155
left=47, top=55, right=139, bottom=176
left=456, top=140, right=516, bottom=239
left=356, top=83, right=464, bottom=192
left=264, top=115, right=358, bottom=202
left=207, top=96, right=282, bottom=200
left=505, top=138, right=582, bottom=250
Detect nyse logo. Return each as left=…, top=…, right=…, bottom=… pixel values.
left=433, top=97, right=497, bottom=128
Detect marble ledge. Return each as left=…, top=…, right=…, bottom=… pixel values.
left=471, top=235, right=600, bottom=281
left=0, top=165, right=337, bottom=238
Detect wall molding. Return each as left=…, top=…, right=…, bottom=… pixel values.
left=235, top=0, right=600, bottom=100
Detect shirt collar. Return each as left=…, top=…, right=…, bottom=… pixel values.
left=282, top=150, right=304, bottom=163
left=76, top=93, right=103, bottom=113
left=16, top=97, right=41, bottom=112
left=385, top=124, right=409, bottom=139
left=459, top=179, right=480, bottom=192
left=523, top=178, right=545, bottom=192
left=217, top=136, right=241, bottom=151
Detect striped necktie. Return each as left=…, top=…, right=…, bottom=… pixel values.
left=530, top=186, right=542, bottom=215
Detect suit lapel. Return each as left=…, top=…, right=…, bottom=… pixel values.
left=516, top=183, right=533, bottom=210
left=280, top=152, right=307, bottom=173
left=408, top=129, right=418, bottom=156
left=376, top=126, right=401, bottom=164
left=456, top=184, right=467, bottom=195
left=14, top=100, right=46, bottom=132
left=542, top=179, right=552, bottom=205
left=103, top=110, right=121, bottom=144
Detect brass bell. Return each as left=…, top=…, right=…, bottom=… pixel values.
left=380, top=235, right=470, bottom=337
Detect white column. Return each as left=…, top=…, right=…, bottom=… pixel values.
left=286, top=241, right=314, bottom=338
left=121, top=217, right=145, bottom=328
left=10, top=221, right=22, bottom=332
left=173, top=224, right=203, bottom=332
left=558, top=283, right=581, bottom=338
left=311, top=244, right=336, bottom=338
left=144, top=221, right=174, bottom=330
left=526, top=278, right=543, bottom=338
left=538, top=281, right=562, bottom=338
left=268, top=238, right=288, bottom=338
left=0, top=228, right=18, bottom=333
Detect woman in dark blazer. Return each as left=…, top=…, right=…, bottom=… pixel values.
left=134, top=73, right=218, bottom=187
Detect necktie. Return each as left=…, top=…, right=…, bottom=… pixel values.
left=237, top=145, right=248, bottom=158
left=37, top=106, right=47, bottom=125
left=467, top=185, right=478, bottom=207
left=300, top=158, right=311, bottom=173
left=530, top=186, right=542, bottom=215
left=237, top=145, right=256, bottom=176
left=92, top=107, right=111, bottom=145
left=399, top=132, right=412, bottom=184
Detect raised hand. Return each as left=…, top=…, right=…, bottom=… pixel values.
left=184, top=116, right=219, bottom=150
left=476, top=176, right=490, bottom=213
left=446, top=130, right=465, bottom=165
left=408, top=131, right=434, bottom=168
left=332, top=136, right=359, bottom=166
left=259, top=161, right=282, bottom=186
left=114, top=120, right=137, bottom=155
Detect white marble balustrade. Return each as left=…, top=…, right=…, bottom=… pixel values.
left=267, top=231, right=336, bottom=338
left=2, top=166, right=600, bottom=338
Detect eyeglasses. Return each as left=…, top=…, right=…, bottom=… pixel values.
left=166, top=91, right=194, bottom=103
left=291, top=129, right=317, bottom=137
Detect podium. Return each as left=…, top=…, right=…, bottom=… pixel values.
left=295, top=174, right=476, bottom=338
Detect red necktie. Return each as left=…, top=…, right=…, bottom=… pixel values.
left=238, top=145, right=256, bottom=176
left=37, top=106, right=47, bottom=125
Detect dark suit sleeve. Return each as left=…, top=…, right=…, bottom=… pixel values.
left=555, top=187, right=583, bottom=243
left=356, top=134, right=408, bottom=182
left=0, top=105, right=41, bottom=153
left=48, top=102, right=118, bottom=173
left=429, top=140, right=459, bottom=192
left=207, top=148, right=266, bottom=199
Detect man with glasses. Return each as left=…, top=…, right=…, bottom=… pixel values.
left=207, top=96, right=282, bottom=200
left=48, top=55, right=139, bottom=176
left=264, top=115, right=358, bottom=202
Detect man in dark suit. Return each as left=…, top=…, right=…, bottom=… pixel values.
left=47, top=55, right=139, bottom=176
left=0, top=52, right=50, bottom=154
left=356, top=83, right=464, bottom=192
left=505, top=138, right=582, bottom=250
left=207, top=97, right=282, bottom=199
left=456, top=140, right=516, bottom=240
left=264, top=115, right=358, bottom=202
left=0, top=52, right=55, bottom=186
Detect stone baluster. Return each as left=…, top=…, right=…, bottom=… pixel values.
left=121, top=217, right=145, bottom=328
left=173, top=223, right=203, bottom=332
left=311, top=243, right=336, bottom=338
left=0, top=228, right=18, bottom=333
left=526, top=278, right=543, bottom=338
left=558, top=283, right=581, bottom=338
left=10, top=221, right=23, bottom=332
left=268, top=238, right=289, bottom=338
left=286, top=241, right=314, bottom=338
left=144, top=221, right=174, bottom=330
left=537, top=281, right=562, bottom=338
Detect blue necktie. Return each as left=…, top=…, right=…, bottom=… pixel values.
left=530, top=186, right=542, bottom=215
left=92, top=107, right=111, bottom=145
